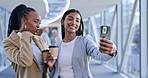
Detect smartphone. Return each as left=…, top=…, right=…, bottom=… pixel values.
left=100, top=25, right=111, bottom=40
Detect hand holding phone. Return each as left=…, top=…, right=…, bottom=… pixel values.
left=99, top=25, right=111, bottom=53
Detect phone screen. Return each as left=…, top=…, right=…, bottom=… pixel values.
left=100, top=25, right=111, bottom=40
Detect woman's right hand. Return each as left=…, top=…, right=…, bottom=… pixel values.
left=46, top=52, right=56, bottom=71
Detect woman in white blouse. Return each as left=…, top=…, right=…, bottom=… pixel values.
left=47, top=9, right=117, bottom=78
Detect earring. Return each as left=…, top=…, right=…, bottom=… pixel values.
left=24, top=24, right=27, bottom=29
left=20, top=24, right=27, bottom=32
left=22, top=24, right=26, bottom=29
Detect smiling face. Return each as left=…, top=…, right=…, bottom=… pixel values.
left=22, top=11, right=41, bottom=34
left=61, top=12, right=81, bottom=34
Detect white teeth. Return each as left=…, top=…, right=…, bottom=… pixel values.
left=70, top=26, right=75, bottom=28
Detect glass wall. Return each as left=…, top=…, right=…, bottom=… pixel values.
left=103, top=6, right=117, bottom=69
left=83, top=18, right=89, bottom=35
left=85, top=0, right=140, bottom=77
left=104, top=6, right=115, bottom=26
left=121, top=0, right=140, bottom=77
left=93, top=5, right=117, bottom=69
left=94, top=13, right=102, bottom=35
left=0, top=7, right=10, bottom=70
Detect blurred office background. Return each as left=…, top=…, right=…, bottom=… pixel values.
left=0, top=0, right=147, bottom=78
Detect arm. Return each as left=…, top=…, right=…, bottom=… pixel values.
left=84, top=35, right=117, bottom=61
left=2, top=31, right=34, bottom=67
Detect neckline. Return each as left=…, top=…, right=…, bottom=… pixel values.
left=62, top=36, right=78, bottom=43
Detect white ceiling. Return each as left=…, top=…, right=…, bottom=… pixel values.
left=69, top=0, right=121, bottom=18
left=0, top=0, right=48, bottom=18
left=0, top=0, right=121, bottom=27
left=49, top=0, right=121, bottom=26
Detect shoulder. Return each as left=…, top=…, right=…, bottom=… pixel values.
left=75, top=35, right=94, bottom=46
left=2, top=37, right=16, bottom=50
left=79, top=35, right=93, bottom=41
left=2, top=32, right=18, bottom=45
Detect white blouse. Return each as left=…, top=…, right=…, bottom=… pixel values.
left=59, top=37, right=77, bottom=78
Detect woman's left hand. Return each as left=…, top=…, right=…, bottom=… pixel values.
left=99, top=38, right=116, bottom=56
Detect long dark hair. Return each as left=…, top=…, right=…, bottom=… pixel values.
left=61, top=9, right=84, bottom=39
left=7, top=4, right=36, bottom=36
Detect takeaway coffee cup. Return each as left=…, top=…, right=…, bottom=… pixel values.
left=42, top=50, right=49, bottom=63
left=49, top=46, right=58, bottom=59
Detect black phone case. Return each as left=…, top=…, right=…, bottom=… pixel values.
left=100, top=25, right=111, bottom=40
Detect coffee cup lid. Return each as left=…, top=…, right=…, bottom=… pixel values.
left=42, top=50, right=49, bottom=53
left=49, top=46, right=58, bottom=48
